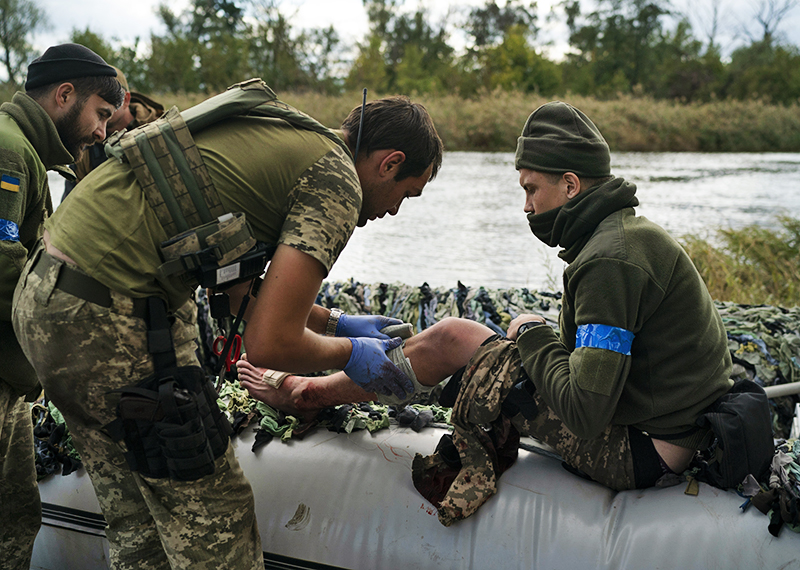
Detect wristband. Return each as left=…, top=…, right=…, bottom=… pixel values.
left=517, top=321, right=546, bottom=335
left=326, top=308, right=344, bottom=336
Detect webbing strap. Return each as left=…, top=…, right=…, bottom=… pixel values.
left=146, top=297, right=177, bottom=372
left=158, top=121, right=214, bottom=223
left=133, top=131, right=190, bottom=233
left=118, top=109, right=225, bottom=237
left=107, top=78, right=349, bottom=241
left=250, top=100, right=353, bottom=160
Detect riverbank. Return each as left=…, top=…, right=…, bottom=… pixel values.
left=4, top=84, right=797, bottom=152
left=159, top=89, right=800, bottom=153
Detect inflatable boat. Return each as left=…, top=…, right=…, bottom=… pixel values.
left=29, top=282, right=800, bottom=568
left=30, top=416, right=800, bottom=570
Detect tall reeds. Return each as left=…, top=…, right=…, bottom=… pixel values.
left=681, top=216, right=800, bottom=308
left=280, top=90, right=800, bottom=153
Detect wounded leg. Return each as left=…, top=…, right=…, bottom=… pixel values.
left=237, top=317, right=495, bottom=418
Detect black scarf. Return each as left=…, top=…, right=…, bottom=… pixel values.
left=527, top=177, right=639, bottom=263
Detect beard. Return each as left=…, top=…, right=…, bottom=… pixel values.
left=54, top=99, right=96, bottom=159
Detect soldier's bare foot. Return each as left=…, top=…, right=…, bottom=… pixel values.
left=237, top=357, right=318, bottom=422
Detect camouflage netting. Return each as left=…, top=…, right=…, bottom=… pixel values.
left=34, top=280, right=800, bottom=472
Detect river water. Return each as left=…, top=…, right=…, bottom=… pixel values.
left=327, top=151, right=800, bottom=291
left=49, top=151, right=800, bottom=292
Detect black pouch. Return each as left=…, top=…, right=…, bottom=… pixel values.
left=105, top=365, right=232, bottom=481
left=694, top=379, right=774, bottom=488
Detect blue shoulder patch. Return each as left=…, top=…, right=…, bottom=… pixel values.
left=576, top=323, right=634, bottom=356
left=0, top=219, right=20, bottom=242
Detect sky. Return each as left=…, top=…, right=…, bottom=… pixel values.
left=32, top=0, right=800, bottom=61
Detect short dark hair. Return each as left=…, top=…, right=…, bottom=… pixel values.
left=342, top=96, right=443, bottom=182
left=27, top=75, right=125, bottom=109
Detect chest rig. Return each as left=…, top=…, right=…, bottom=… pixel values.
left=104, top=77, right=352, bottom=289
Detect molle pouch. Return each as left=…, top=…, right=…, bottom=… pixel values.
left=105, top=366, right=232, bottom=481
left=695, top=379, right=774, bottom=489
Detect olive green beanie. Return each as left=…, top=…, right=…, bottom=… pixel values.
left=514, top=101, right=611, bottom=177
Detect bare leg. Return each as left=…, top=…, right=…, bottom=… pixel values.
left=237, top=317, right=495, bottom=418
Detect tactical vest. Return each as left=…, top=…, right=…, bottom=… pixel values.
left=104, top=78, right=353, bottom=284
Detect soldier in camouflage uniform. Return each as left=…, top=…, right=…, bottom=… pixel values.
left=0, top=44, right=123, bottom=569
left=13, top=88, right=443, bottom=568
left=239, top=102, right=736, bottom=526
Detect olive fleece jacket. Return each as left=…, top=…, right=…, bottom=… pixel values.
left=516, top=177, right=732, bottom=448
left=0, top=92, right=72, bottom=321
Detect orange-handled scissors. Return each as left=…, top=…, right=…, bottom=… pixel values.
left=212, top=334, right=242, bottom=372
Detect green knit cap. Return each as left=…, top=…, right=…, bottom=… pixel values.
left=515, top=101, right=610, bottom=177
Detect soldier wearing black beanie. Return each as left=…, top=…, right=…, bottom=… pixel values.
left=24, top=43, right=117, bottom=91
left=0, top=43, right=122, bottom=569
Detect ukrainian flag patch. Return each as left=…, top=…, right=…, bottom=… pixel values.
left=1, top=174, right=20, bottom=192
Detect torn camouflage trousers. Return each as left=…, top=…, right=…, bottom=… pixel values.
left=414, top=338, right=637, bottom=526
left=0, top=380, right=41, bottom=570
left=413, top=339, right=524, bottom=526
left=483, top=337, right=636, bottom=491
left=12, top=252, right=263, bottom=570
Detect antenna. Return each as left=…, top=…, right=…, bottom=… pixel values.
left=354, top=88, right=367, bottom=162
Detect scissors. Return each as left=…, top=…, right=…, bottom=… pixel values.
left=212, top=333, right=242, bottom=373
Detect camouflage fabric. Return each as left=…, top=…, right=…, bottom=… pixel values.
left=414, top=338, right=637, bottom=526
left=47, top=116, right=359, bottom=311
left=278, top=145, right=361, bottom=273
left=413, top=339, right=525, bottom=526
left=116, top=106, right=225, bottom=236
left=0, top=381, right=41, bottom=570
left=69, top=93, right=165, bottom=185
left=12, top=253, right=263, bottom=570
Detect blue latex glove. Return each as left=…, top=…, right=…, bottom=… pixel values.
left=336, top=314, right=403, bottom=339
left=343, top=337, right=414, bottom=399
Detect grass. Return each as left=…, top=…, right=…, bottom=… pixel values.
left=680, top=216, right=800, bottom=308
left=3, top=83, right=800, bottom=152
left=278, top=89, right=800, bottom=153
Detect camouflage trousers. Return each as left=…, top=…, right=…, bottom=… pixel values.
left=414, top=338, right=638, bottom=526
left=12, top=251, right=263, bottom=570
left=484, top=338, right=636, bottom=490
left=0, top=380, right=41, bottom=570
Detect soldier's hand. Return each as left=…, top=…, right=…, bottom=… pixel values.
left=336, top=314, right=405, bottom=339
left=343, top=337, right=414, bottom=399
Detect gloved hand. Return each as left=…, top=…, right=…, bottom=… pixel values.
left=343, top=337, right=414, bottom=399
left=336, top=314, right=404, bottom=339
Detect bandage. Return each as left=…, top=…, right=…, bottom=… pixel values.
left=375, top=341, right=432, bottom=407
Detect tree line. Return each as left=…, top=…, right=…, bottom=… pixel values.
left=1, top=0, right=800, bottom=104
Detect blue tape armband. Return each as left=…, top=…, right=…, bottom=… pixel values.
left=0, top=219, right=20, bottom=242
left=575, top=324, right=634, bottom=356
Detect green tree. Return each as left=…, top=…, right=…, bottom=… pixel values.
left=0, top=0, right=47, bottom=87
left=725, top=41, right=800, bottom=104
left=459, top=2, right=560, bottom=96
left=561, top=0, right=673, bottom=97
left=647, top=19, right=725, bottom=101
left=150, top=0, right=251, bottom=92
left=347, top=0, right=456, bottom=94
left=69, top=28, right=151, bottom=92
left=248, top=1, right=313, bottom=91
left=69, top=28, right=112, bottom=62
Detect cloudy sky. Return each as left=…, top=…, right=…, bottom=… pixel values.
left=32, top=0, right=800, bottom=60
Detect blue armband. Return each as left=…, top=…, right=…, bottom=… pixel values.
left=576, top=324, right=634, bottom=356
left=0, top=219, right=19, bottom=242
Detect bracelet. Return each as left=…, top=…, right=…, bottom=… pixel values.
left=326, top=308, right=344, bottom=336
left=517, top=320, right=546, bottom=335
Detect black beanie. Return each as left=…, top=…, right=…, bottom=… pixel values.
left=25, top=43, right=116, bottom=91
left=514, top=101, right=611, bottom=178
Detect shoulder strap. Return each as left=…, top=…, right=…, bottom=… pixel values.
left=104, top=78, right=351, bottom=239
